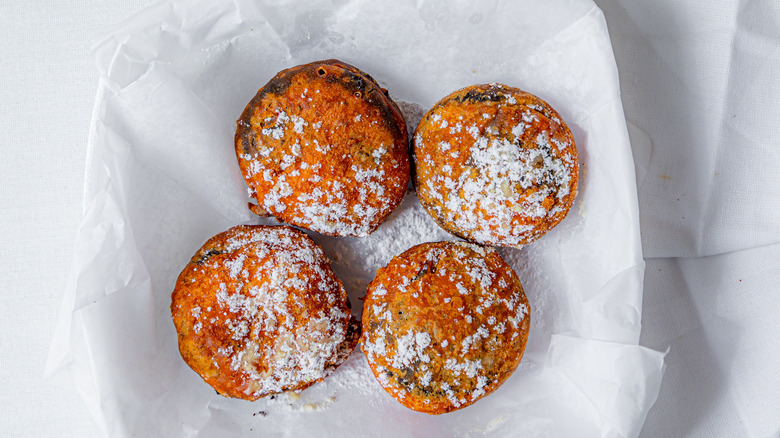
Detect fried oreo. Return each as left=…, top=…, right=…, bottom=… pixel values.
left=235, top=60, right=409, bottom=237
left=171, top=225, right=359, bottom=400
left=413, top=84, right=579, bottom=247
left=361, top=241, right=530, bottom=414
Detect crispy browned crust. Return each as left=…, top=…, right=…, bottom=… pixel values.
left=236, top=60, right=409, bottom=237
left=360, top=241, right=530, bottom=414
left=413, top=84, right=579, bottom=248
left=171, top=225, right=359, bottom=400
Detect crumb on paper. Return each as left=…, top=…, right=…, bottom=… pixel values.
left=485, top=414, right=509, bottom=432
left=267, top=391, right=338, bottom=412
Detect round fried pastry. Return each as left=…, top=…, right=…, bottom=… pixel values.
left=413, top=83, right=579, bottom=247
left=361, top=241, right=530, bottom=414
left=171, top=225, right=359, bottom=400
left=236, top=59, right=409, bottom=237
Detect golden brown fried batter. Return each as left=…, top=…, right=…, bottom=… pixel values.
left=361, top=241, right=530, bottom=414
left=413, top=84, right=578, bottom=247
left=171, top=225, right=359, bottom=400
left=235, top=60, right=409, bottom=237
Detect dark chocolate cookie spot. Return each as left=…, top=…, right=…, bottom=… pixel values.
left=195, top=248, right=224, bottom=265
left=457, top=88, right=504, bottom=104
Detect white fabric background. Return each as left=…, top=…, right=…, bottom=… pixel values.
left=1, top=0, right=777, bottom=437
left=594, top=1, right=780, bottom=437
left=0, top=2, right=157, bottom=437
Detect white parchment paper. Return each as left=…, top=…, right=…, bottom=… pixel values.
left=46, top=0, right=665, bottom=436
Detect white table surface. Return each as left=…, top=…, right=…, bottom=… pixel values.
left=1, top=2, right=156, bottom=436
left=2, top=1, right=778, bottom=437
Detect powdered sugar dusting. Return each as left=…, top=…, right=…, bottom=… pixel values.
left=316, top=192, right=455, bottom=308
left=181, top=226, right=354, bottom=398
left=237, top=67, right=410, bottom=237
left=360, top=241, right=529, bottom=411
left=414, top=84, right=578, bottom=247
